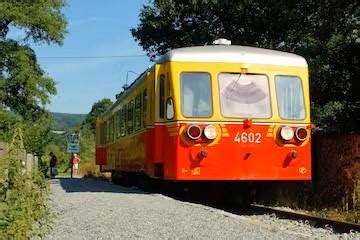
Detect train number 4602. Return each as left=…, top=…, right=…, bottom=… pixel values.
left=233, top=132, right=262, bottom=143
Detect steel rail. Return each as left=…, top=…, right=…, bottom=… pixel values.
left=250, top=204, right=360, bottom=234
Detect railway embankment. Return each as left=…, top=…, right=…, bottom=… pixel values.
left=46, top=177, right=359, bottom=239
left=255, top=132, right=360, bottom=223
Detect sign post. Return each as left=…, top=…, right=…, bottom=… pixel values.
left=66, top=133, right=80, bottom=178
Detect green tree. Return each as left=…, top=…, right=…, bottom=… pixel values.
left=0, top=0, right=67, bottom=148
left=23, top=112, right=54, bottom=155
left=131, top=0, right=359, bottom=132
left=0, top=41, right=57, bottom=121
left=0, top=0, right=66, bottom=44
left=82, top=98, right=113, bottom=132
left=0, top=0, right=67, bottom=118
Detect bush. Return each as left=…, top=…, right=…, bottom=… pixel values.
left=0, top=149, right=52, bottom=239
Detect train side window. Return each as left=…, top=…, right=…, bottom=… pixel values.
left=113, top=116, right=116, bottom=140
left=104, top=122, right=108, bottom=144
left=135, top=95, right=141, bottom=130
left=117, top=110, right=121, bottom=138
left=111, top=116, right=115, bottom=142
left=159, top=75, right=165, bottom=119
left=100, top=123, right=105, bottom=144
left=113, top=114, right=117, bottom=139
left=143, top=89, right=147, bottom=127
left=106, top=120, right=110, bottom=143
left=127, top=100, right=134, bottom=134
left=108, top=119, right=111, bottom=142
left=99, top=123, right=103, bottom=144
left=121, top=106, right=126, bottom=137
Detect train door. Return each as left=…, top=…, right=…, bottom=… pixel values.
left=150, top=64, right=167, bottom=177
left=145, top=69, right=156, bottom=176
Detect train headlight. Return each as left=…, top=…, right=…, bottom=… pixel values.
left=280, top=126, right=294, bottom=141
left=203, top=125, right=217, bottom=140
left=186, top=124, right=202, bottom=140
left=295, top=127, right=308, bottom=141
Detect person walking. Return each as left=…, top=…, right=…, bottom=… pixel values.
left=71, top=153, right=81, bottom=177
left=49, top=152, right=58, bottom=178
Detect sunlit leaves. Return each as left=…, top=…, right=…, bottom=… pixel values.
left=0, top=0, right=67, bottom=44
left=0, top=40, right=56, bottom=121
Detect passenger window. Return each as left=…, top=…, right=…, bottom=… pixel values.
left=159, top=75, right=165, bottom=118
left=218, top=73, right=271, bottom=118
left=113, top=114, right=117, bottom=139
left=135, top=95, right=141, bottom=130
left=127, top=101, right=134, bottom=134
left=100, top=123, right=106, bottom=144
left=111, top=116, right=115, bottom=141
left=143, top=89, right=147, bottom=127
left=117, top=111, right=121, bottom=138
left=181, top=72, right=212, bottom=117
left=104, top=122, right=107, bottom=144
left=106, top=121, right=110, bottom=143
left=120, top=106, right=126, bottom=137
left=275, top=76, right=305, bottom=120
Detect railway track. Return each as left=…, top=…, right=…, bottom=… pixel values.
left=215, top=203, right=360, bottom=234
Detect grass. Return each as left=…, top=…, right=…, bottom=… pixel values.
left=309, top=209, right=360, bottom=224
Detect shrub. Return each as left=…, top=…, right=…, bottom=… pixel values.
left=0, top=149, right=52, bottom=239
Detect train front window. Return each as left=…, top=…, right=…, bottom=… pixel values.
left=180, top=72, right=212, bottom=118
left=218, top=73, right=271, bottom=118
left=275, top=76, right=305, bottom=120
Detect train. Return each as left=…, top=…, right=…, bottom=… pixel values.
left=95, top=39, right=312, bottom=188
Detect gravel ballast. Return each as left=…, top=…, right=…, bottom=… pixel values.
left=46, top=178, right=359, bottom=239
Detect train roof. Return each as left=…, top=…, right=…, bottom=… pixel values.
left=101, top=69, right=151, bottom=118
left=157, top=45, right=307, bottom=67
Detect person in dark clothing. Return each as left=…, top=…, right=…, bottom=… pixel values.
left=49, top=152, right=58, bottom=178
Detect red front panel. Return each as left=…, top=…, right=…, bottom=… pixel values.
left=96, top=147, right=107, bottom=165
left=153, top=122, right=311, bottom=181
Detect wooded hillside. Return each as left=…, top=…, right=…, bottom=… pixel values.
left=51, top=112, right=87, bottom=131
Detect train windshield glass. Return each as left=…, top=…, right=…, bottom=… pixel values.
left=181, top=72, right=212, bottom=117
left=218, top=73, right=271, bottom=118
left=275, top=76, right=305, bottom=120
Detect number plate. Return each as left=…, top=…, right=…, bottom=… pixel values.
left=233, top=132, right=262, bottom=144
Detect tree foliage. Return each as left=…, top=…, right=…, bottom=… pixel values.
left=82, top=98, right=113, bottom=132
left=131, top=0, right=360, bottom=132
left=0, top=0, right=67, bottom=153
left=0, top=40, right=56, bottom=121
left=0, top=0, right=67, bottom=45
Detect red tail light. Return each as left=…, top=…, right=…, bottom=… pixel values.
left=295, top=127, right=308, bottom=141
left=186, top=125, right=202, bottom=140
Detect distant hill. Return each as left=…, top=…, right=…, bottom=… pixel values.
left=51, top=112, right=87, bottom=131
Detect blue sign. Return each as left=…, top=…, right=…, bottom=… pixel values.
left=67, top=143, right=80, bottom=153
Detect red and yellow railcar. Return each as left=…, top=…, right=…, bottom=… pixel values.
left=96, top=40, right=312, bottom=182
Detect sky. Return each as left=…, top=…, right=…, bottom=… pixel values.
left=10, top=0, right=151, bottom=114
